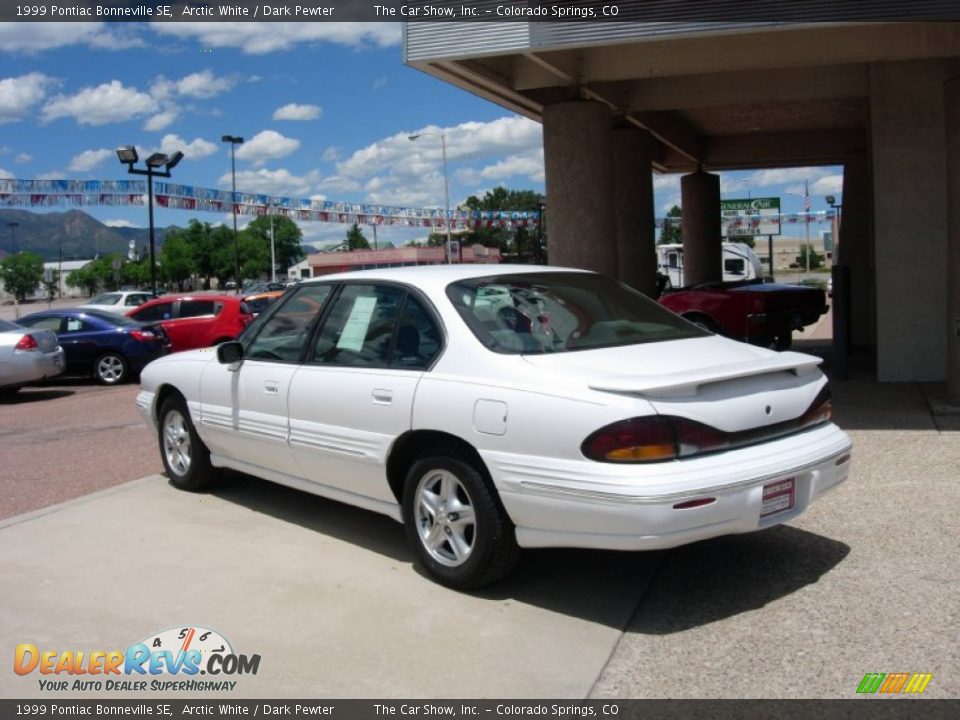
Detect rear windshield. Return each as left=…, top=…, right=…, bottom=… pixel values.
left=0, top=319, right=24, bottom=332
left=446, top=271, right=707, bottom=355
left=82, top=309, right=140, bottom=327
left=89, top=293, right=121, bottom=305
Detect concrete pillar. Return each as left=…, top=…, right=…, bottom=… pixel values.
left=946, top=76, right=960, bottom=404
left=612, top=127, right=657, bottom=296
left=543, top=101, right=617, bottom=276
left=839, top=152, right=874, bottom=352
left=871, top=60, right=949, bottom=381
left=680, top=171, right=722, bottom=286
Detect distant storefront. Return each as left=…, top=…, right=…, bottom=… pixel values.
left=307, top=244, right=501, bottom=277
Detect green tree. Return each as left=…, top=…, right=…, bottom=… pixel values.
left=660, top=205, right=682, bottom=245
left=345, top=223, right=370, bottom=250
left=243, top=215, right=306, bottom=271
left=0, top=252, right=45, bottom=301
left=122, top=257, right=151, bottom=289
left=159, top=231, right=197, bottom=291
left=210, top=226, right=239, bottom=287
left=463, top=186, right=544, bottom=263
left=66, top=264, right=100, bottom=297
left=798, top=244, right=824, bottom=270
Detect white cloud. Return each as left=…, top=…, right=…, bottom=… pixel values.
left=217, top=168, right=321, bottom=197
left=810, top=174, right=843, bottom=195
left=372, top=76, right=388, bottom=91
left=151, top=22, right=401, bottom=54
left=749, top=167, right=833, bottom=189
left=176, top=70, right=238, bottom=99
left=0, top=167, right=13, bottom=180
left=144, top=109, right=179, bottom=131
left=0, top=73, right=56, bottom=123
left=14, top=153, right=32, bottom=164
left=42, top=80, right=157, bottom=125
left=0, top=23, right=144, bottom=53
left=273, top=103, right=322, bottom=121
left=322, top=147, right=340, bottom=162
left=334, top=115, right=543, bottom=207
left=103, top=219, right=139, bottom=228
left=234, top=130, right=300, bottom=165
left=159, top=134, right=218, bottom=160
left=68, top=148, right=114, bottom=172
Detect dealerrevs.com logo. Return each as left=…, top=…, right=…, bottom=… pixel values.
left=13, top=626, right=260, bottom=692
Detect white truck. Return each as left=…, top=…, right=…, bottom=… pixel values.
left=657, top=241, right=764, bottom=288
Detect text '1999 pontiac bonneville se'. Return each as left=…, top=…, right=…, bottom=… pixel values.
left=137, top=265, right=852, bottom=589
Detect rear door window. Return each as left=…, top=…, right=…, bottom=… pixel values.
left=178, top=300, right=217, bottom=318
left=132, top=303, right=173, bottom=322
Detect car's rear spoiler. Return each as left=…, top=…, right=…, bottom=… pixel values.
left=589, top=352, right=822, bottom=398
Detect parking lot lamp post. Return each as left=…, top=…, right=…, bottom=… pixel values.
left=116, top=146, right=183, bottom=296
left=269, top=200, right=277, bottom=284
left=222, top=135, right=244, bottom=289
left=408, top=131, right=453, bottom=264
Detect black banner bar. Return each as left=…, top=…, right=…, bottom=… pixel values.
left=1, top=1, right=959, bottom=23
left=2, top=699, right=960, bottom=720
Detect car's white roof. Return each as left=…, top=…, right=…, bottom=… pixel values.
left=301, top=263, right=588, bottom=292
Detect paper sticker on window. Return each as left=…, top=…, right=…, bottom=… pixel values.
left=336, top=295, right=377, bottom=351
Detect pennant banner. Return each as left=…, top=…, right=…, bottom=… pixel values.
left=1, top=179, right=835, bottom=230
left=0, top=178, right=541, bottom=229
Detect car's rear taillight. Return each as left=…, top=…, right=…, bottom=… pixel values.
left=130, top=330, right=157, bottom=343
left=14, top=334, right=39, bottom=351
left=583, top=386, right=832, bottom=464
left=582, top=417, right=678, bottom=463
left=800, top=384, right=832, bottom=427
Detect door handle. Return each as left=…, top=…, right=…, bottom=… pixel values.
left=264, top=381, right=280, bottom=395
left=372, top=389, right=393, bottom=405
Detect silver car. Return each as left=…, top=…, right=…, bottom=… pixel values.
left=0, top=318, right=65, bottom=395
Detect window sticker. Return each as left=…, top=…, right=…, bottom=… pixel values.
left=336, top=295, right=378, bottom=351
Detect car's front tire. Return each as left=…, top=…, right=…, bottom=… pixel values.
left=158, top=396, right=218, bottom=491
left=94, top=352, right=129, bottom=385
left=402, top=451, right=520, bottom=590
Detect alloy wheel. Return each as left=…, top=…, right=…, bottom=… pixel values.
left=162, top=409, right=192, bottom=477
left=414, top=469, right=476, bottom=567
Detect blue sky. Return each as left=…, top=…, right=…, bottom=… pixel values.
left=0, top=21, right=841, bottom=251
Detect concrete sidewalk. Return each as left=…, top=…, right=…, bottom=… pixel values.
left=1, top=369, right=957, bottom=699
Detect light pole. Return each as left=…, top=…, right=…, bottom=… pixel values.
left=408, top=131, right=452, bottom=264
left=222, top=135, right=244, bottom=287
left=826, top=194, right=842, bottom=263
left=117, top=146, right=184, bottom=295
left=786, top=181, right=813, bottom=276
left=268, top=200, right=277, bottom=284
left=7, top=222, right=17, bottom=254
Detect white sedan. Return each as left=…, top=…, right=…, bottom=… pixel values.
left=77, top=291, right=156, bottom=314
left=137, top=265, right=852, bottom=589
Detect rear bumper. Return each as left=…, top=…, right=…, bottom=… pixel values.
left=484, top=423, right=851, bottom=551
left=1, top=348, right=65, bottom=388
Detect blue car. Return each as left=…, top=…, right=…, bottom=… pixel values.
left=16, top=308, right=169, bottom=385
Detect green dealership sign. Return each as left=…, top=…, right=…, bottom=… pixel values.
left=721, top=197, right=781, bottom=236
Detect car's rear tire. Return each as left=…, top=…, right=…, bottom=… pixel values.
left=402, top=451, right=520, bottom=590
left=158, top=396, right=218, bottom=491
left=773, top=332, right=793, bottom=351
left=94, top=352, right=129, bottom=385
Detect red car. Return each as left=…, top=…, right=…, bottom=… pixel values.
left=126, top=294, right=253, bottom=352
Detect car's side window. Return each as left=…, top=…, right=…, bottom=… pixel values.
left=392, top=296, right=442, bottom=370
left=125, top=294, right=147, bottom=306
left=311, top=284, right=404, bottom=368
left=179, top=300, right=215, bottom=318
left=245, top=284, right=333, bottom=363
left=133, top=303, right=172, bottom=322
left=64, top=318, right=91, bottom=333
left=21, top=316, right=62, bottom=332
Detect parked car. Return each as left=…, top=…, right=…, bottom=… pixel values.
left=242, top=289, right=285, bottom=316
left=16, top=309, right=167, bottom=385
left=659, top=279, right=828, bottom=350
left=0, top=318, right=65, bottom=394
left=76, top=291, right=158, bottom=314
left=243, top=281, right=287, bottom=294
left=137, top=266, right=852, bottom=589
left=126, top=294, right=253, bottom=353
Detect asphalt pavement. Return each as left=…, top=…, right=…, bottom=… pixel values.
left=1, top=302, right=957, bottom=699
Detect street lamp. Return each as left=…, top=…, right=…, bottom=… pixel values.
left=825, top=195, right=842, bottom=265
left=117, top=145, right=184, bottom=295
left=222, top=135, right=244, bottom=288
left=408, top=131, right=452, bottom=264
left=7, top=222, right=18, bottom=254
left=268, top=199, right=278, bottom=284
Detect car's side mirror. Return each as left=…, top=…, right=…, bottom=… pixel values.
left=217, top=341, right=244, bottom=365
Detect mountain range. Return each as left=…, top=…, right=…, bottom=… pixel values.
left=0, top=209, right=180, bottom=262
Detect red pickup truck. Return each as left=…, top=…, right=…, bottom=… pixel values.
left=659, top=280, right=828, bottom=350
